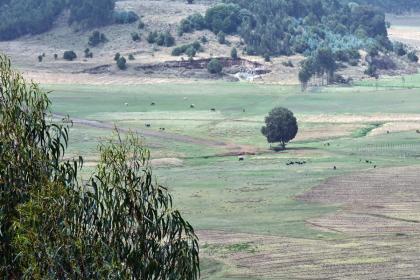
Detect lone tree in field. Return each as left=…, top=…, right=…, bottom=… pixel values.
left=261, top=107, right=298, bottom=150
left=0, top=55, right=199, bottom=279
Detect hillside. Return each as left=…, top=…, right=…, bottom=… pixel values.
left=0, top=0, right=418, bottom=85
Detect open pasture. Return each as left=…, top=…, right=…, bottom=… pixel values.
left=46, top=79, right=420, bottom=279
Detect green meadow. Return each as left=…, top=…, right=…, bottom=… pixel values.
left=45, top=78, right=420, bottom=278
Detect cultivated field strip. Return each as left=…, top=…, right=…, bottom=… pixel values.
left=299, top=166, right=420, bottom=234
left=200, top=230, right=420, bottom=279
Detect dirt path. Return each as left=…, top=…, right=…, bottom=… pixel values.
left=55, top=113, right=259, bottom=156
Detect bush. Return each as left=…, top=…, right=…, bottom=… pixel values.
left=84, top=48, right=93, bottom=58
left=63, top=50, right=77, bottom=61
left=114, top=10, right=139, bottom=24
left=393, top=42, right=407, bottom=56
left=138, top=19, right=145, bottom=29
left=205, top=3, right=242, bottom=34
left=54, top=53, right=58, bottom=60
left=88, top=31, right=107, bottom=46
left=178, top=13, right=206, bottom=35
left=171, top=41, right=201, bottom=56
left=114, top=52, right=121, bottom=61
left=147, top=31, right=158, bottom=44
left=128, top=54, right=135, bottom=60
left=185, top=46, right=196, bottom=58
left=282, top=60, right=293, bottom=67
left=408, top=51, right=419, bottom=63
left=217, top=31, right=226, bottom=44
left=261, top=107, right=298, bottom=149
left=207, top=58, right=223, bottom=74
left=231, top=47, right=238, bottom=59
left=200, top=36, right=208, bottom=43
left=163, top=31, right=175, bottom=47
left=117, top=56, right=127, bottom=70
left=131, top=32, right=141, bottom=42
left=364, top=64, right=378, bottom=78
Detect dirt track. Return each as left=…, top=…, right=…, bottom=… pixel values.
left=56, top=113, right=259, bottom=156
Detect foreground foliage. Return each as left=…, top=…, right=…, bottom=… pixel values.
left=0, top=55, right=199, bottom=279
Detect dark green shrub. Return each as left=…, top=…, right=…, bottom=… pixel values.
left=407, top=51, right=418, bottom=63
left=84, top=48, right=93, bottom=58
left=147, top=31, right=158, bottom=43
left=88, top=31, right=107, bottom=46
left=114, top=10, right=139, bottom=24
left=207, top=58, right=223, bottom=74
left=38, top=55, right=43, bottom=62
left=231, top=47, right=238, bottom=59
left=282, top=60, right=293, bottom=67
left=171, top=41, right=201, bottom=56
left=217, top=31, right=226, bottom=44
left=138, top=19, right=145, bottom=29
left=114, top=52, right=121, bottom=61
left=364, top=64, right=378, bottom=77
left=200, top=36, right=208, bottom=43
left=128, top=54, right=135, bottom=60
left=394, top=42, right=407, bottom=56
left=131, top=32, right=141, bottom=42
left=117, top=56, right=127, bottom=70
left=63, top=50, right=77, bottom=61
left=185, top=46, right=196, bottom=58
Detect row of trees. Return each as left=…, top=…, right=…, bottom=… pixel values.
left=0, top=55, right=200, bottom=278
left=298, top=48, right=337, bottom=90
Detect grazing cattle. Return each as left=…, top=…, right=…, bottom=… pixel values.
left=210, top=108, right=216, bottom=112
left=151, top=102, right=155, bottom=106
left=333, top=166, right=337, bottom=170
left=190, top=104, right=195, bottom=108
left=238, top=156, right=244, bottom=161
left=124, top=102, right=128, bottom=106
left=145, top=123, right=151, bottom=127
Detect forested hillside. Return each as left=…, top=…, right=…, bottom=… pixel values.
left=0, top=0, right=115, bottom=40
left=180, top=0, right=389, bottom=57
left=350, top=0, right=420, bottom=13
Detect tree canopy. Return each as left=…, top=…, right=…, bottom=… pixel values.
left=261, top=107, right=298, bottom=149
left=179, top=0, right=390, bottom=57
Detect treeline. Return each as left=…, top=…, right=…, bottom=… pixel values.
left=348, top=0, right=420, bottom=13
left=0, top=0, right=115, bottom=40
left=179, top=0, right=389, bottom=57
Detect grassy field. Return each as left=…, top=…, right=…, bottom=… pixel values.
left=45, top=79, right=420, bottom=279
